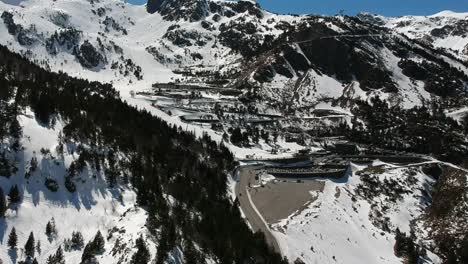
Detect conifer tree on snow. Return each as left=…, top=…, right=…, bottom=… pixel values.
left=47, top=246, right=65, bottom=264
left=8, top=185, right=20, bottom=203
left=46, top=218, right=57, bottom=237
left=0, top=152, right=11, bottom=177
left=32, top=258, right=39, bottom=264
left=394, top=228, right=404, bottom=257
left=24, top=232, right=35, bottom=257
left=36, top=240, right=42, bottom=255
left=130, top=235, right=150, bottom=264
left=8, top=227, right=17, bottom=249
left=30, top=156, right=38, bottom=172
left=81, top=243, right=94, bottom=263
left=81, top=230, right=105, bottom=263
left=55, top=246, right=65, bottom=264
left=92, top=231, right=105, bottom=253
left=71, top=231, right=84, bottom=248
left=0, top=186, right=6, bottom=217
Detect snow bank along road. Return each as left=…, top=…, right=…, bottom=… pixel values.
left=235, top=166, right=282, bottom=254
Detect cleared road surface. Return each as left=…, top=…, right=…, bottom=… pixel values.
left=235, top=167, right=282, bottom=254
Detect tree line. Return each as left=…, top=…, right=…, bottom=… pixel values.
left=0, top=45, right=286, bottom=263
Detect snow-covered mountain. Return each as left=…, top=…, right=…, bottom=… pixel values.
left=0, top=0, right=292, bottom=85
left=0, top=44, right=254, bottom=264
left=1, top=0, right=466, bottom=112
left=0, top=1, right=467, bottom=264
left=363, top=11, right=468, bottom=60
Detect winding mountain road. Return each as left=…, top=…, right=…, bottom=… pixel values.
left=235, top=166, right=282, bottom=255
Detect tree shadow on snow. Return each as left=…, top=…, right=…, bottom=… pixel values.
left=22, top=153, right=123, bottom=212
left=0, top=218, right=7, bottom=243
left=8, top=248, right=18, bottom=264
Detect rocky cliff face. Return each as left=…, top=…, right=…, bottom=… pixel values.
left=147, top=0, right=209, bottom=21
left=147, top=0, right=263, bottom=21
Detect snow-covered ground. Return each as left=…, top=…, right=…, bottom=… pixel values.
left=271, top=162, right=440, bottom=264
left=0, top=1, right=466, bottom=263
left=0, top=108, right=156, bottom=263
left=0, top=0, right=313, bottom=159
left=379, top=11, right=468, bottom=60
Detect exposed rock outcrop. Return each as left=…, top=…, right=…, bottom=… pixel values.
left=147, top=0, right=263, bottom=21
left=147, top=0, right=209, bottom=22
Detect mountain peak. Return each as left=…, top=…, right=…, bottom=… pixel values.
left=430, top=10, right=468, bottom=18
left=146, top=0, right=262, bottom=21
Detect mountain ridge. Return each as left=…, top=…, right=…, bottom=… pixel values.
left=0, top=0, right=467, bottom=263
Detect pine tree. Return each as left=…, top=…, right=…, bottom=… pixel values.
left=46, top=255, right=54, bottom=264
left=93, top=230, right=105, bottom=253
left=24, top=232, right=35, bottom=257
left=30, top=156, right=38, bottom=172
left=394, top=228, right=404, bottom=257
left=32, top=258, right=39, bottom=264
left=71, top=231, right=84, bottom=248
left=46, top=246, right=65, bottom=264
left=130, top=235, right=150, bottom=264
left=230, top=127, right=243, bottom=145
left=36, top=240, right=41, bottom=254
left=0, top=152, right=11, bottom=177
left=81, top=230, right=106, bottom=262
left=81, top=243, right=94, bottom=263
left=8, top=227, right=17, bottom=249
left=0, top=186, right=6, bottom=217
left=54, top=246, right=65, bottom=264
left=8, top=185, right=20, bottom=203
left=46, top=218, right=57, bottom=237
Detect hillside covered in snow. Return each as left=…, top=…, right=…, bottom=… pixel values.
left=0, top=0, right=467, bottom=111
left=0, top=0, right=467, bottom=264
left=0, top=45, right=285, bottom=264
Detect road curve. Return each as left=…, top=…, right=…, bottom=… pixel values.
left=235, top=166, right=282, bottom=255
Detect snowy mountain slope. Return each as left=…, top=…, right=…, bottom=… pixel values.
left=0, top=44, right=283, bottom=264
left=0, top=0, right=176, bottom=85
left=0, top=1, right=467, bottom=264
left=0, top=0, right=299, bottom=86
left=0, top=0, right=466, bottom=121
left=0, top=108, right=158, bottom=264
left=359, top=11, right=468, bottom=60
left=272, top=162, right=441, bottom=264
left=242, top=15, right=468, bottom=112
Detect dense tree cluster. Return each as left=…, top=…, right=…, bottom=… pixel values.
left=427, top=164, right=468, bottom=264
left=394, top=228, right=420, bottom=264
left=130, top=235, right=151, bottom=264
left=346, top=97, right=468, bottom=163
left=47, top=246, right=65, bottom=264
left=0, top=45, right=285, bottom=263
left=398, top=58, right=467, bottom=97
